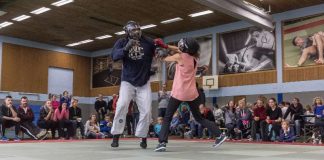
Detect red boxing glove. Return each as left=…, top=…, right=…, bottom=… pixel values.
left=154, top=38, right=168, bottom=49
left=268, top=120, right=273, bottom=124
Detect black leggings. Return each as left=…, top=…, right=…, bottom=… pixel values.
left=159, top=96, right=221, bottom=143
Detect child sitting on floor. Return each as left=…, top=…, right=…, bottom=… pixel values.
left=278, top=120, right=296, bottom=142
left=154, top=117, right=163, bottom=137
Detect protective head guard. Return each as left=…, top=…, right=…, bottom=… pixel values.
left=123, top=21, right=142, bottom=40
left=177, top=37, right=199, bottom=55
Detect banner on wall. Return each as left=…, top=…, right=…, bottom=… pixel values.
left=167, top=36, right=213, bottom=80
left=218, top=27, right=276, bottom=74
left=283, top=14, right=324, bottom=67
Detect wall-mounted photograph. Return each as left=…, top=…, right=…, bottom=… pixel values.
left=283, top=14, right=324, bottom=67
left=167, top=35, right=213, bottom=80
left=218, top=27, right=276, bottom=74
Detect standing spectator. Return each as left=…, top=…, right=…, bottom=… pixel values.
left=60, top=91, right=71, bottom=108
left=94, top=94, right=108, bottom=121
left=261, top=98, right=282, bottom=141
left=313, top=97, right=324, bottom=142
left=17, top=96, right=47, bottom=140
left=158, top=84, right=170, bottom=118
left=283, top=98, right=304, bottom=137
left=132, top=100, right=139, bottom=135
left=53, top=103, right=73, bottom=140
left=85, top=114, right=105, bottom=139
left=223, top=100, right=237, bottom=139
left=0, top=96, right=21, bottom=141
left=154, top=117, right=163, bottom=137
left=251, top=99, right=267, bottom=141
left=69, top=98, right=85, bottom=139
left=305, top=105, right=315, bottom=124
left=100, top=114, right=113, bottom=138
left=108, top=94, right=118, bottom=113
left=235, top=99, right=252, bottom=139
left=278, top=120, right=296, bottom=142
left=213, top=104, right=224, bottom=127
left=51, top=94, right=60, bottom=110
left=38, top=100, right=57, bottom=139
left=199, top=104, right=215, bottom=139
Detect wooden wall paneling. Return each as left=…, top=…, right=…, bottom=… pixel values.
left=283, top=65, right=324, bottom=82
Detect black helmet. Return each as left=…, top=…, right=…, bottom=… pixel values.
left=123, top=21, right=142, bottom=40
left=177, top=37, right=199, bottom=55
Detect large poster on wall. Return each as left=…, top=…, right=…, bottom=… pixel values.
left=283, top=14, right=324, bottom=67
left=92, top=56, right=122, bottom=88
left=218, top=27, right=276, bottom=74
left=167, top=35, right=213, bottom=80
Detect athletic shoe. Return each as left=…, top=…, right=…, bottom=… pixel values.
left=140, top=138, right=147, bottom=149
left=154, top=142, right=166, bottom=152
left=39, top=132, right=48, bottom=140
left=213, top=134, right=227, bottom=148
left=36, top=130, right=48, bottom=139
left=1, top=136, right=9, bottom=142
left=14, top=136, right=21, bottom=142
left=111, top=135, right=120, bottom=148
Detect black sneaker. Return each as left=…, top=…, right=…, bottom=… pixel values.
left=111, top=135, right=120, bottom=148
left=154, top=142, right=166, bottom=152
left=213, top=134, right=227, bottom=148
left=140, top=138, right=147, bottom=149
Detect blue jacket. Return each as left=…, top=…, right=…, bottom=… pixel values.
left=314, top=105, right=324, bottom=118
left=111, top=36, right=156, bottom=87
left=279, top=127, right=296, bottom=142
left=100, top=120, right=112, bottom=133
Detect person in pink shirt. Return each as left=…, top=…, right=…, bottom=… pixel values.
left=53, top=102, right=73, bottom=140
left=154, top=38, right=226, bottom=152
left=51, top=94, right=60, bottom=110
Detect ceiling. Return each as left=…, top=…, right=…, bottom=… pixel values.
left=0, top=0, right=323, bottom=52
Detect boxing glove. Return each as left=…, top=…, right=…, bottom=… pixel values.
left=154, top=38, right=168, bottom=49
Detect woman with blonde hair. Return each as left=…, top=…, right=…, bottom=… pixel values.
left=313, top=97, right=324, bottom=142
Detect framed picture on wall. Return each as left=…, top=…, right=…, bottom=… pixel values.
left=283, top=14, right=324, bottom=68
left=166, top=35, right=213, bottom=80
left=92, top=55, right=122, bottom=88
left=218, top=27, right=276, bottom=74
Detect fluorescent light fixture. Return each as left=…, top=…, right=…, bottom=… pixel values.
left=0, top=21, right=13, bottom=28
left=115, top=31, right=126, bottom=35
left=161, top=17, right=183, bottom=24
left=189, top=10, right=213, bottom=17
left=30, top=7, right=51, bottom=15
left=12, top=15, right=31, bottom=21
left=52, top=0, right=74, bottom=7
left=95, top=35, right=112, bottom=40
left=140, top=24, right=157, bottom=30
left=66, top=39, right=94, bottom=47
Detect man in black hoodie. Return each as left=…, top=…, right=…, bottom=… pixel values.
left=69, top=98, right=85, bottom=138
left=0, top=96, right=21, bottom=141
left=283, top=98, right=304, bottom=137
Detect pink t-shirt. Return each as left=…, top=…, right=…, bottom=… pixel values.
left=171, top=53, right=199, bottom=101
left=52, top=101, right=60, bottom=110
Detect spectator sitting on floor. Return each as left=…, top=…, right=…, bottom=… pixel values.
left=278, top=120, right=296, bottom=142
left=235, top=99, right=252, bottom=140
left=251, top=98, right=267, bottom=141
left=94, top=94, right=108, bottom=121
left=53, top=102, right=73, bottom=140
left=170, top=111, right=181, bottom=136
left=85, top=114, right=105, bottom=139
left=69, top=98, right=85, bottom=139
left=262, top=98, right=282, bottom=141
left=60, top=91, right=71, bottom=107
left=213, top=104, right=224, bottom=127
left=17, top=96, right=48, bottom=140
left=283, top=98, right=304, bottom=137
left=51, top=94, right=60, bottom=110
left=0, top=96, right=21, bottom=141
left=99, top=114, right=113, bottom=138
left=199, top=104, right=216, bottom=139
left=223, top=100, right=237, bottom=139
left=37, top=100, right=57, bottom=139
left=154, top=117, right=163, bottom=137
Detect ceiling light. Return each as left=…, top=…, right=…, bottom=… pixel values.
left=140, top=24, right=157, bottom=30
left=30, top=7, right=51, bottom=15
left=115, top=31, right=126, bottom=35
left=66, top=39, right=94, bottom=47
left=95, top=35, right=112, bottom=40
left=161, top=17, right=183, bottom=24
left=52, top=0, right=74, bottom=7
left=12, top=15, right=31, bottom=21
left=189, top=10, right=213, bottom=17
left=0, top=21, right=13, bottom=28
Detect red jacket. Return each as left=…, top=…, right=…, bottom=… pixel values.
left=253, top=106, right=267, bottom=120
